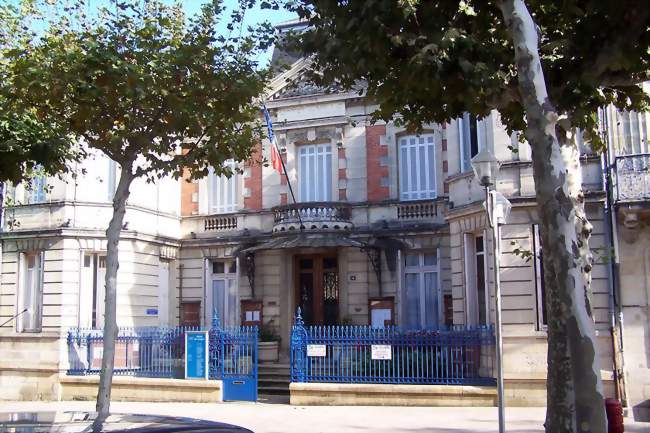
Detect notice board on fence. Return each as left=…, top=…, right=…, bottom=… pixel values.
left=185, top=330, right=209, bottom=380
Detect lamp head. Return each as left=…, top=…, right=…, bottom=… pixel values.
left=471, top=148, right=500, bottom=187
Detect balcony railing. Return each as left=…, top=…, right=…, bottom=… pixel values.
left=204, top=215, right=238, bottom=231
left=273, top=202, right=353, bottom=232
left=397, top=200, right=438, bottom=220
left=615, top=153, right=650, bottom=202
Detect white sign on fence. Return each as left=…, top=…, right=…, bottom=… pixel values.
left=307, top=344, right=326, bottom=357
left=371, top=344, right=392, bottom=360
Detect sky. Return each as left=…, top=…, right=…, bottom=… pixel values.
left=182, top=0, right=298, bottom=66
left=8, top=0, right=298, bottom=67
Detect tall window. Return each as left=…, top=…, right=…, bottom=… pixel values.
left=158, top=260, right=170, bottom=326
left=209, top=259, right=238, bottom=327
left=464, top=233, right=488, bottom=326
left=618, top=110, right=648, bottom=155
left=532, top=224, right=547, bottom=330
left=459, top=113, right=488, bottom=172
left=18, top=252, right=43, bottom=332
left=107, top=160, right=117, bottom=201
left=26, top=175, right=47, bottom=204
left=208, top=161, right=238, bottom=214
left=399, top=134, right=436, bottom=201
left=403, top=251, right=440, bottom=329
left=299, top=143, right=332, bottom=202
left=80, top=252, right=106, bottom=328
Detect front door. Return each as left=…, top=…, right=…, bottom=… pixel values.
left=295, top=255, right=339, bottom=325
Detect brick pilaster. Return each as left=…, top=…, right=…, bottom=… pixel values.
left=365, top=125, right=389, bottom=202
left=243, top=142, right=263, bottom=210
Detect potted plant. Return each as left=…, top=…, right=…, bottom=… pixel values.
left=258, top=322, right=280, bottom=363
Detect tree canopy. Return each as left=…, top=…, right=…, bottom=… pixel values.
left=287, top=0, right=648, bottom=143
left=0, top=0, right=274, bottom=418
left=0, top=0, right=274, bottom=183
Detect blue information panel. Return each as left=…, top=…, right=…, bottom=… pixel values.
left=185, top=331, right=209, bottom=380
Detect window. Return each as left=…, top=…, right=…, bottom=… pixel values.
left=107, top=160, right=117, bottom=201
left=208, top=161, right=238, bottom=214
left=402, top=251, right=440, bottom=329
left=617, top=110, right=648, bottom=155
left=533, top=224, right=547, bottom=330
left=208, top=259, right=238, bottom=327
left=158, top=260, right=170, bottom=326
left=18, top=252, right=43, bottom=332
left=80, top=253, right=107, bottom=328
left=464, top=233, right=489, bottom=326
left=26, top=175, right=47, bottom=204
left=459, top=113, right=488, bottom=172
left=299, top=143, right=332, bottom=202
left=399, top=134, right=436, bottom=201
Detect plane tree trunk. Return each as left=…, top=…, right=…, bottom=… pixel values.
left=497, top=1, right=607, bottom=432
left=95, top=161, right=134, bottom=420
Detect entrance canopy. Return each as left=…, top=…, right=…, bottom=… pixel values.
left=236, top=233, right=369, bottom=254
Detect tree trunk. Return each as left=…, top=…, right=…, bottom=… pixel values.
left=498, top=1, right=607, bottom=432
left=95, top=162, right=134, bottom=421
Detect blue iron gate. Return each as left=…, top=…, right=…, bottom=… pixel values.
left=210, top=314, right=259, bottom=402
left=220, top=326, right=258, bottom=401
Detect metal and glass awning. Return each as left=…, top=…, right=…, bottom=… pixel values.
left=236, top=233, right=369, bottom=254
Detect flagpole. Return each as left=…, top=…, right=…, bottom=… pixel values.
left=263, top=104, right=304, bottom=231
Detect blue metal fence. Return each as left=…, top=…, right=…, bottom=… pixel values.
left=66, top=311, right=257, bottom=381
left=290, top=308, right=496, bottom=386
left=67, top=326, right=208, bottom=378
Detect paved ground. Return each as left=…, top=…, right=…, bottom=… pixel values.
left=1, top=401, right=648, bottom=433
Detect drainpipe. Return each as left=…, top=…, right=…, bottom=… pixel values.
left=600, top=108, right=627, bottom=405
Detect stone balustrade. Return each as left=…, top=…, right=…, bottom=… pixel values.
left=397, top=200, right=438, bottom=220
left=204, top=215, right=238, bottom=231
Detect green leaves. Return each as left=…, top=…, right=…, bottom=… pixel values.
left=289, top=0, right=649, bottom=141
left=1, top=0, right=273, bottom=183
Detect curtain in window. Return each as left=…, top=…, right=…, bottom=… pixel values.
left=20, top=252, right=43, bottom=332
left=299, top=143, right=332, bottom=202
left=423, top=272, right=438, bottom=328
left=404, top=273, right=421, bottom=329
left=399, top=135, right=436, bottom=201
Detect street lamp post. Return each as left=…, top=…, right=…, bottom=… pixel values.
left=471, top=148, right=511, bottom=433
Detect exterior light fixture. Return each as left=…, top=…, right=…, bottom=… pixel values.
left=471, top=148, right=500, bottom=187
left=472, top=146, right=509, bottom=433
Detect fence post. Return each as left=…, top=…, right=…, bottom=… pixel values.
left=85, top=333, right=92, bottom=374
left=290, top=307, right=307, bottom=382
left=209, top=308, right=221, bottom=379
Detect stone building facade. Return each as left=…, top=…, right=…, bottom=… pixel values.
left=0, top=26, right=648, bottom=415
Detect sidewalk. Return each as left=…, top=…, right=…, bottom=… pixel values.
left=1, top=401, right=648, bottom=433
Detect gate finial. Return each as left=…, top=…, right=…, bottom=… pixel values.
left=295, top=306, right=304, bottom=327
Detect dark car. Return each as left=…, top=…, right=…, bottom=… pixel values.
left=0, top=412, right=254, bottom=433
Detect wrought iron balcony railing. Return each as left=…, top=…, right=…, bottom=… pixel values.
left=615, top=153, right=650, bottom=202
left=272, top=202, right=353, bottom=232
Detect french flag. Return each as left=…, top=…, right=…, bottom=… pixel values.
left=262, top=105, right=283, bottom=174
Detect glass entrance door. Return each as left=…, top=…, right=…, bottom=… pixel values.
left=207, top=259, right=238, bottom=327
left=295, top=255, right=339, bottom=326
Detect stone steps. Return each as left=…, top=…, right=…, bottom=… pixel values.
left=258, top=363, right=290, bottom=397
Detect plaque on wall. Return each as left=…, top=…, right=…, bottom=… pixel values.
left=369, top=296, right=395, bottom=327
left=241, top=300, right=263, bottom=327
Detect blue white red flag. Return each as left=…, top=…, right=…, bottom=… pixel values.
left=262, top=105, right=283, bottom=174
